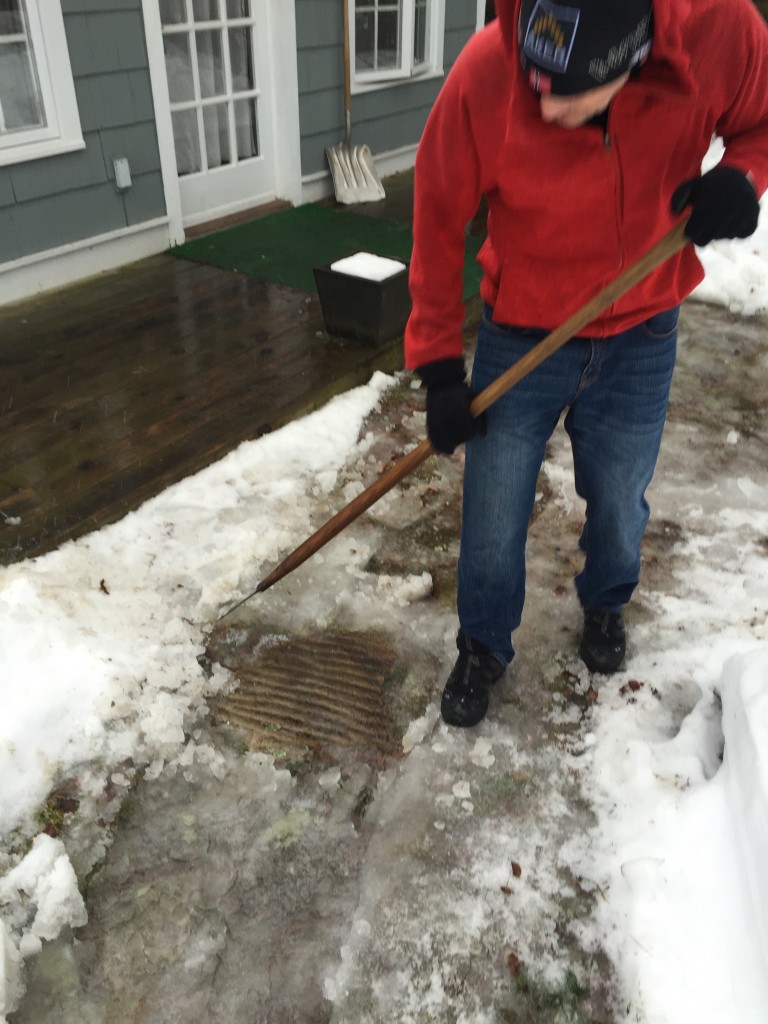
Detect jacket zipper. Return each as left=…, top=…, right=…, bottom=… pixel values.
left=604, top=106, right=626, bottom=314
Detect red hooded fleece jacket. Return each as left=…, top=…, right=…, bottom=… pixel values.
left=404, top=0, right=768, bottom=371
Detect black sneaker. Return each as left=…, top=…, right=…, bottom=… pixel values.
left=441, top=633, right=505, bottom=728
left=579, top=610, right=626, bottom=674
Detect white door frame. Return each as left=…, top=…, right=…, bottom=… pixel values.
left=142, top=0, right=302, bottom=245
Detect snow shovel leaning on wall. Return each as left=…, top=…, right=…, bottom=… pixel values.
left=325, top=0, right=385, bottom=204
left=219, top=219, right=690, bottom=618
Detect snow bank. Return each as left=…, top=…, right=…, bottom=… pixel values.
left=692, top=138, right=768, bottom=315
left=577, top=647, right=768, bottom=1024
left=721, top=650, right=768, bottom=960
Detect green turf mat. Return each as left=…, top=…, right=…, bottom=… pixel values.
left=171, top=204, right=484, bottom=300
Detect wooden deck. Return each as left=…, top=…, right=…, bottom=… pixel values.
left=0, top=174, right=423, bottom=566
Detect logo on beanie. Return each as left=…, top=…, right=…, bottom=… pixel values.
left=522, top=0, right=580, bottom=75
left=588, top=13, right=652, bottom=82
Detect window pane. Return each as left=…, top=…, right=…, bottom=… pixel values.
left=0, top=41, right=44, bottom=131
left=233, top=97, right=258, bottom=159
left=172, top=108, right=201, bottom=175
left=413, top=0, right=427, bottom=64
left=228, top=26, right=254, bottom=91
left=355, top=1, right=402, bottom=72
left=193, top=0, right=219, bottom=21
left=0, top=0, right=24, bottom=35
left=0, top=0, right=45, bottom=134
left=164, top=33, right=195, bottom=102
left=196, top=29, right=225, bottom=98
left=377, top=10, right=400, bottom=69
left=159, top=0, right=187, bottom=25
left=355, top=10, right=375, bottom=71
left=226, top=0, right=250, bottom=17
left=0, top=0, right=84, bottom=161
left=202, top=102, right=230, bottom=168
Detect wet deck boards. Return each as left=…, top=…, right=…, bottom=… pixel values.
left=0, top=254, right=402, bottom=565
left=0, top=171, right=486, bottom=567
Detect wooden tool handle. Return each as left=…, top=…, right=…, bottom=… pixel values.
left=234, top=219, right=690, bottom=607
left=471, top=220, right=690, bottom=416
left=251, top=438, right=434, bottom=598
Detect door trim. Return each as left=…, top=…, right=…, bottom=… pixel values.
left=142, top=0, right=301, bottom=244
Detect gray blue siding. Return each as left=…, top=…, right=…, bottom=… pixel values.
left=0, top=0, right=478, bottom=274
left=0, top=0, right=165, bottom=267
left=296, top=0, right=478, bottom=177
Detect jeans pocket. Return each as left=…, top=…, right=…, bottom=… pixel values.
left=481, top=305, right=548, bottom=341
left=480, top=305, right=512, bottom=338
left=641, top=306, right=680, bottom=340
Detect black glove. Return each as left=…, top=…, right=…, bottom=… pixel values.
left=671, top=165, right=760, bottom=247
left=417, top=358, right=486, bottom=455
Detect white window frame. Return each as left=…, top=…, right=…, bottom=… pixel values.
left=350, top=0, right=445, bottom=94
left=0, top=0, right=84, bottom=167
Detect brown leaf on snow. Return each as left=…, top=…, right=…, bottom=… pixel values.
left=511, top=861, right=522, bottom=878
left=507, top=951, right=523, bottom=977
left=620, top=679, right=643, bottom=697
left=500, top=885, right=512, bottom=895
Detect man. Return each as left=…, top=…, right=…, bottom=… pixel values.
left=404, top=0, right=768, bottom=727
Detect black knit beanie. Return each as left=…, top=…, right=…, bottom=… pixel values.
left=518, top=0, right=653, bottom=95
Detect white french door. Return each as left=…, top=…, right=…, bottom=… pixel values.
left=160, top=0, right=276, bottom=226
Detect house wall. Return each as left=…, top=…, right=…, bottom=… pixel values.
left=0, top=0, right=478, bottom=294
left=0, top=0, right=165, bottom=269
left=295, top=0, right=479, bottom=180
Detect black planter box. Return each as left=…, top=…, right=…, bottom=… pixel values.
left=313, top=257, right=411, bottom=345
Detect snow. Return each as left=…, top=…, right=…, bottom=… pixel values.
left=330, top=251, right=407, bottom=281
left=0, top=160, right=766, bottom=1020
left=688, top=139, right=768, bottom=316
left=0, top=836, right=86, bottom=953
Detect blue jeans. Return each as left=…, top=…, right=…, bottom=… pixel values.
left=457, top=305, right=679, bottom=666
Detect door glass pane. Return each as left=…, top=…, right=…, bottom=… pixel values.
left=226, top=0, right=250, bottom=17
left=159, top=0, right=187, bottom=25
left=193, top=0, right=219, bottom=21
left=196, top=29, right=225, bottom=97
left=233, top=97, right=258, bottom=158
left=228, top=27, right=254, bottom=92
left=203, top=102, right=230, bottom=168
left=164, top=33, right=195, bottom=102
left=0, top=1, right=45, bottom=133
left=172, top=108, right=201, bottom=174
